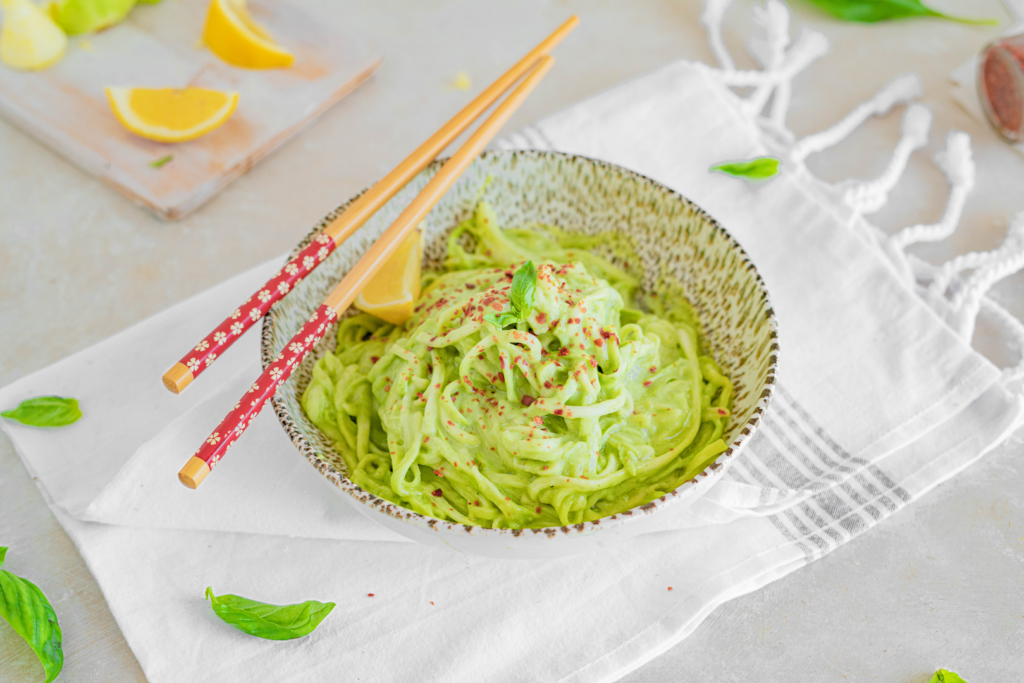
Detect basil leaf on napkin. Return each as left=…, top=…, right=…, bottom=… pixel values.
left=0, top=547, right=64, bottom=683
left=802, top=0, right=996, bottom=25
left=1, top=397, right=81, bottom=428
left=484, top=260, right=538, bottom=328
left=930, top=670, right=969, bottom=683
left=205, top=587, right=335, bottom=640
left=710, top=157, right=780, bottom=181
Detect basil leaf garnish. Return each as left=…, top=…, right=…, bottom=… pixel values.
left=509, top=260, right=537, bottom=318
left=802, top=0, right=995, bottom=24
left=1, top=397, right=82, bottom=428
left=205, top=587, right=335, bottom=641
left=709, top=157, right=780, bottom=181
left=485, top=261, right=538, bottom=328
left=0, top=548, right=64, bottom=683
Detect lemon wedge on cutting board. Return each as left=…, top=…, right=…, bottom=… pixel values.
left=106, top=87, right=239, bottom=143
left=355, top=229, right=423, bottom=326
left=1, top=0, right=67, bottom=71
left=203, top=0, right=294, bottom=69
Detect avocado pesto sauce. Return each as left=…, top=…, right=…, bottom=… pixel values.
left=302, top=202, right=733, bottom=528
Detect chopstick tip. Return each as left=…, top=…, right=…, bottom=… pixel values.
left=178, top=457, right=210, bottom=489
left=163, top=363, right=194, bottom=395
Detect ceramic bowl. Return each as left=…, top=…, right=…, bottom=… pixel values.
left=263, top=150, right=778, bottom=559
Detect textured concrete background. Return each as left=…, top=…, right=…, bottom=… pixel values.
left=1, top=0, right=1022, bottom=681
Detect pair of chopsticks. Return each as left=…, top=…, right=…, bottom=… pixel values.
left=175, top=18, right=578, bottom=489
left=163, top=15, right=578, bottom=396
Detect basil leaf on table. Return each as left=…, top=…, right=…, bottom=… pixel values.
left=1, top=397, right=81, bottom=428
left=205, top=587, right=335, bottom=640
left=0, top=547, right=64, bottom=683
left=930, top=670, right=969, bottom=683
left=802, top=0, right=996, bottom=25
left=710, top=157, right=780, bottom=181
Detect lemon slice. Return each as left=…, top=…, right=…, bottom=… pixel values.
left=105, top=87, right=239, bottom=143
left=1, top=0, right=67, bottom=71
left=355, top=229, right=422, bottom=326
left=202, top=0, right=294, bottom=69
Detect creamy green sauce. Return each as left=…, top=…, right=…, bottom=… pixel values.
left=303, top=202, right=732, bottom=528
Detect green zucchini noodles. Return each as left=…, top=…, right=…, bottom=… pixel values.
left=302, top=202, right=733, bottom=528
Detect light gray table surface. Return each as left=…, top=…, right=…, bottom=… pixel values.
left=2, top=1, right=1023, bottom=681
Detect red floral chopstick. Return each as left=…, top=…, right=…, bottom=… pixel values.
left=174, top=236, right=337, bottom=381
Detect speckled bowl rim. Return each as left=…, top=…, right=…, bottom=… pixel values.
left=263, top=150, right=779, bottom=540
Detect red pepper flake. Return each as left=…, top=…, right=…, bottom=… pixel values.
left=368, top=593, right=375, bottom=597
left=466, top=283, right=476, bottom=290
left=643, top=380, right=652, bottom=388
left=536, top=312, right=547, bottom=323
left=453, top=461, right=459, bottom=467
left=473, top=500, right=481, bottom=506
left=542, top=465, right=549, bottom=470
left=594, top=338, right=604, bottom=348
left=431, top=488, right=443, bottom=497
left=433, top=469, right=443, bottom=476
left=667, top=587, right=673, bottom=591
left=424, top=436, right=431, bottom=444
left=430, top=601, right=435, bottom=605
left=554, top=408, right=564, bottom=416
left=532, top=416, right=543, bottom=425
left=543, top=380, right=553, bottom=389
left=717, top=408, right=729, bottom=416
left=649, top=366, right=657, bottom=373
left=370, top=356, right=379, bottom=364
left=535, top=507, right=542, bottom=514
left=521, top=394, right=536, bottom=406
left=557, top=347, right=569, bottom=357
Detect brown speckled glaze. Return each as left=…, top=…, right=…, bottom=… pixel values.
left=262, top=151, right=778, bottom=548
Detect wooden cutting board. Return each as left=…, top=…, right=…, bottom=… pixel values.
left=0, top=0, right=380, bottom=220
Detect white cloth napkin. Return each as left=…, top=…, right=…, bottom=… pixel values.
left=3, top=60, right=1022, bottom=683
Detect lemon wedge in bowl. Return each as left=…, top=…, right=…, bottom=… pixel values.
left=203, top=0, right=294, bottom=69
left=1, top=0, right=67, bottom=71
left=354, top=228, right=422, bottom=326
left=106, top=87, right=239, bottom=143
